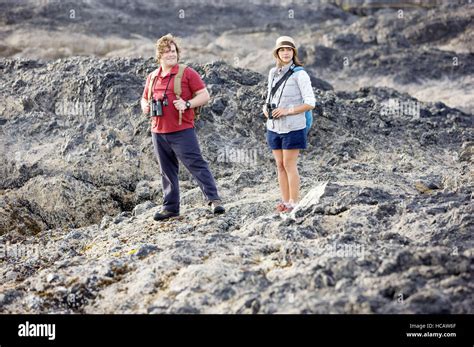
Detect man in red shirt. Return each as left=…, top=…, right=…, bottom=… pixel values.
left=141, top=34, right=224, bottom=221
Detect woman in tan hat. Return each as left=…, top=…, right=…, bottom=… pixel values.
left=263, top=36, right=316, bottom=213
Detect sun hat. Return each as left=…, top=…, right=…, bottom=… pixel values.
left=272, top=36, right=297, bottom=59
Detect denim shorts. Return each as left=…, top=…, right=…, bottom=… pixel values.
left=266, top=129, right=307, bottom=150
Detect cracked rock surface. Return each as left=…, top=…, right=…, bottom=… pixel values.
left=0, top=56, right=472, bottom=313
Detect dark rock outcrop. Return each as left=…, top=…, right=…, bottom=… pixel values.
left=0, top=56, right=472, bottom=313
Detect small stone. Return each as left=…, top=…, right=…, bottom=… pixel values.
left=135, top=244, right=160, bottom=259
left=46, top=273, right=58, bottom=283
left=132, top=201, right=157, bottom=216
left=100, top=215, right=113, bottom=230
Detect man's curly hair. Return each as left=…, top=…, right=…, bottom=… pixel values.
left=155, top=33, right=180, bottom=63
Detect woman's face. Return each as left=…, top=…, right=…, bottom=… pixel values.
left=160, top=44, right=178, bottom=67
left=278, top=47, right=294, bottom=65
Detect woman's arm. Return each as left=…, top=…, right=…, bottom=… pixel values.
left=272, top=103, right=314, bottom=118
left=262, top=68, right=276, bottom=118
left=271, top=70, right=315, bottom=118
left=263, top=104, right=269, bottom=118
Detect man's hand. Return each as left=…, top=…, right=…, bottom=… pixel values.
left=173, top=97, right=187, bottom=111
left=141, top=98, right=150, bottom=115
left=271, top=107, right=289, bottom=118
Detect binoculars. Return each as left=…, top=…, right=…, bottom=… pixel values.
left=266, top=103, right=276, bottom=119
left=149, top=99, right=163, bottom=117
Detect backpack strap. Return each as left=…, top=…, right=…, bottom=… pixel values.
left=174, top=64, right=187, bottom=125
left=173, top=64, right=187, bottom=97
left=147, top=69, right=160, bottom=102
left=292, top=67, right=314, bottom=135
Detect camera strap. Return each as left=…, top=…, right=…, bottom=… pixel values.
left=162, top=73, right=172, bottom=102
left=268, top=64, right=296, bottom=104
left=148, top=67, right=175, bottom=102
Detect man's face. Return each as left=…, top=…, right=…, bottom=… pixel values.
left=161, top=44, right=178, bottom=66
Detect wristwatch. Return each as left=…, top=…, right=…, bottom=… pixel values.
left=185, top=101, right=191, bottom=110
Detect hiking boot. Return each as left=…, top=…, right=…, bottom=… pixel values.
left=209, top=200, right=225, bottom=214
left=153, top=209, right=179, bottom=221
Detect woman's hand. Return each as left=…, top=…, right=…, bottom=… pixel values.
left=271, top=107, right=289, bottom=118
left=262, top=104, right=269, bottom=118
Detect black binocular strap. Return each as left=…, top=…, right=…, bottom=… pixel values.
left=269, top=67, right=295, bottom=101
left=162, top=73, right=173, bottom=101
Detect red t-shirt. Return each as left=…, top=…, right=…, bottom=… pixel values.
left=142, top=64, right=206, bottom=133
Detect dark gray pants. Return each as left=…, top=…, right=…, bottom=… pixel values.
left=151, top=128, right=220, bottom=213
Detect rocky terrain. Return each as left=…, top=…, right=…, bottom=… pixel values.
left=1, top=0, right=473, bottom=113
left=0, top=54, right=472, bottom=313
left=0, top=0, right=473, bottom=314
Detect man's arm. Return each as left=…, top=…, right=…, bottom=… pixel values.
left=188, top=88, right=210, bottom=108
left=141, top=74, right=152, bottom=115
left=141, top=97, right=150, bottom=114
left=173, top=88, right=210, bottom=111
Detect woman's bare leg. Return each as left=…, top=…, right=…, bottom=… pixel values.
left=272, top=149, right=290, bottom=202
left=282, top=149, right=300, bottom=203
